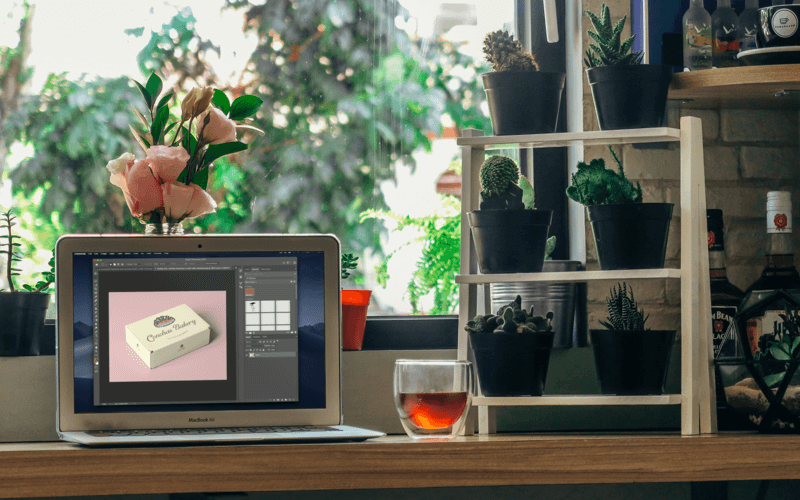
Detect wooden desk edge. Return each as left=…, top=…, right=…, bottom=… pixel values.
left=2, top=433, right=799, bottom=498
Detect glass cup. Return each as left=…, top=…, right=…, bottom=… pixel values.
left=393, top=359, right=473, bottom=441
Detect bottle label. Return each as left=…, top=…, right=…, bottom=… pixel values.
left=712, top=306, right=739, bottom=359
left=767, top=210, right=792, bottom=233
left=772, top=9, right=799, bottom=38
left=708, top=228, right=723, bottom=251
left=684, top=20, right=712, bottom=70
left=746, top=309, right=789, bottom=355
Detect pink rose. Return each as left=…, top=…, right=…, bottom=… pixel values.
left=161, top=181, right=196, bottom=221
left=125, top=159, right=163, bottom=217
left=147, top=145, right=190, bottom=183
left=199, top=107, right=237, bottom=145
left=185, top=184, right=217, bottom=219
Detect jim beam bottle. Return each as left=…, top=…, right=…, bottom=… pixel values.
left=742, top=191, right=800, bottom=356
left=708, top=209, right=744, bottom=360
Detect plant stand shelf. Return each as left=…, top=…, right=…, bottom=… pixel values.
left=457, top=116, right=715, bottom=436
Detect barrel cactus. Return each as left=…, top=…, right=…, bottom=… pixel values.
left=483, top=30, right=540, bottom=73
left=479, top=155, right=535, bottom=210
left=465, top=295, right=554, bottom=334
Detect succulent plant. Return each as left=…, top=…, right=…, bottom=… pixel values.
left=1, top=209, right=54, bottom=293
left=565, top=146, right=642, bottom=206
left=599, top=283, right=649, bottom=331
left=465, top=295, right=554, bottom=335
left=342, top=253, right=358, bottom=280
left=483, top=30, right=540, bottom=73
left=584, top=3, right=643, bottom=68
left=479, top=155, right=535, bottom=210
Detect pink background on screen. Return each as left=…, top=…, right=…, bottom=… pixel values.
left=108, top=291, right=227, bottom=382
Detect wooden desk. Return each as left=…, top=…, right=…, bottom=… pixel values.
left=1, top=432, right=797, bottom=498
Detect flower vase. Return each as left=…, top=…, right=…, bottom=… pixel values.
left=144, top=222, right=185, bottom=235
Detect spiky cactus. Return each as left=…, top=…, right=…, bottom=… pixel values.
left=584, top=3, right=643, bottom=68
left=483, top=30, right=540, bottom=72
left=599, top=283, right=649, bottom=331
left=465, top=295, right=554, bottom=334
left=478, top=155, right=535, bottom=210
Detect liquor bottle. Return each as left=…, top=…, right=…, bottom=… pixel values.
left=738, top=0, right=759, bottom=53
left=742, top=191, right=800, bottom=356
left=708, top=209, right=744, bottom=360
left=683, top=0, right=712, bottom=71
left=712, top=0, right=741, bottom=67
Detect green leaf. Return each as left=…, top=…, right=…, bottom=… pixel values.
left=519, top=176, right=535, bottom=209
left=212, top=89, right=231, bottom=115
left=133, top=79, right=152, bottom=109
left=157, top=92, right=174, bottom=110
left=180, top=127, right=197, bottom=155
left=150, top=105, right=170, bottom=144
left=770, top=344, right=792, bottom=361
left=228, top=95, right=263, bottom=121
left=202, top=141, right=247, bottom=167
left=175, top=166, right=190, bottom=184
left=145, top=73, right=163, bottom=109
left=763, top=372, right=787, bottom=388
left=193, top=166, right=209, bottom=190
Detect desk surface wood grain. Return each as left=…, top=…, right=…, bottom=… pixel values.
left=1, top=432, right=799, bottom=498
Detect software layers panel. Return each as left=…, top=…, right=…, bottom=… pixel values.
left=125, top=304, right=211, bottom=369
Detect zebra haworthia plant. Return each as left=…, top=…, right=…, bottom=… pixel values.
left=599, top=282, right=649, bottom=331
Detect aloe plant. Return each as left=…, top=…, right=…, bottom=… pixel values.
left=584, top=3, right=643, bottom=68
left=599, top=282, right=649, bottom=331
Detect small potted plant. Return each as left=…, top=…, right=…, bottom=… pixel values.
left=468, top=155, right=553, bottom=274
left=591, top=283, right=675, bottom=395
left=0, top=210, right=55, bottom=356
left=584, top=3, right=672, bottom=130
left=566, top=148, right=673, bottom=270
left=481, top=30, right=565, bottom=135
left=466, top=295, right=554, bottom=396
left=341, top=253, right=371, bottom=351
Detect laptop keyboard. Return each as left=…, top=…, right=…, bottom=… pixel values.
left=90, top=426, right=342, bottom=437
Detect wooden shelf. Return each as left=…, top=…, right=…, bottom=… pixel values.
left=669, top=64, right=800, bottom=108
left=2, top=433, right=800, bottom=497
left=455, top=268, right=682, bottom=285
left=455, top=127, right=679, bottom=149
left=474, top=395, right=682, bottom=406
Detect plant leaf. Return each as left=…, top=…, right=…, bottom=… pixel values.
left=228, top=95, right=263, bottom=121
left=133, top=79, right=152, bottom=109
left=193, top=165, right=209, bottom=190
left=157, top=92, right=174, bottom=110
left=129, top=124, right=150, bottom=153
left=145, top=73, right=163, bottom=110
left=175, top=166, right=190, bottom=184
left=202, top=141, right=247, bottom=167
left=212, top=89, right=231, bottom=115
left=150, top=105, right=170, bottom=145
left=131, top=105, right=150, bottom=129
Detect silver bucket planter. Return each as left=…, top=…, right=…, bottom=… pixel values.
left=490, top=260, right=585, bottom=349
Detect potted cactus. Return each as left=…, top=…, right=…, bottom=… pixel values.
left=482, top=30, right=565, bottom=135
left=591, top=283, right=675, bottom=395
left=341, top=253, right=371, bottom=351
left=466, top=295, right=555, bottom=396
left=468, top=155, right=553, bottom=274
left=584, top=3, right=672, bottom=130
left=566, top=148, right=673, bottom=270
left=1, top=209, right=54, bottom=356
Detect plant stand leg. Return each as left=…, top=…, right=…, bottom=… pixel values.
left=479, top=406, right=497, bottom=434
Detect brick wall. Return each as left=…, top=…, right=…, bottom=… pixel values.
left=581, top=0, right=800, bottom=339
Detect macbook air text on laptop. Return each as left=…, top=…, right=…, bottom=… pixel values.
left=55, top=234, right=384, bottom=445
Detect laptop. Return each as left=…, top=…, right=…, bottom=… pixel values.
left=55, top=233, right=385, bottom=446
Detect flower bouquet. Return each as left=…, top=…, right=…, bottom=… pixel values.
left=106, top=73, right=263, bottom=233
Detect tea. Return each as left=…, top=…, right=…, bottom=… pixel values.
left=400, top=392, right=468, bottom=429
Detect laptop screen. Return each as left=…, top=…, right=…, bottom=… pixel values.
left=71, top=250, right=326, bottom=414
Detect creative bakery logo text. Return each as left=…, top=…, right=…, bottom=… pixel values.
left=153, top=315, right=175, bottom=328
left=772, top=9, right=798, bottom=38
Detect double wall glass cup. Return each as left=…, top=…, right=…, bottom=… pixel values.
left=393, top=359, right=473, bottom=441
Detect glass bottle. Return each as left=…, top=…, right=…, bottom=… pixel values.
left=738, top=0, right=759, bottom=53
left=708, top=209, right=745, bottom=360
left=742, top=191, right=800, bottom=356
left=712, top=0, right=741, bottom=67
left=683, top=0, right=712, bottom=71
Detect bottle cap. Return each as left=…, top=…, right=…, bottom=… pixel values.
left=707, top=209, right=724, bottom=250
left=767, top=191, right=792, bottom=234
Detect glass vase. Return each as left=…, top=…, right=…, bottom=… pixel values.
left=143, top=222, right=185, bottom=235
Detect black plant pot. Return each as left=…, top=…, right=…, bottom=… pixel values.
left=586, top=65, right=673, bottom=130
left=586, top=203, right=673, bottom=270
left=482, top=71, right=566, bottom=136
left=470, top=331, right=555, bottom=396
left=590, top=329, right=676, bottom=395
left=0, top=292, right=51, bottom=356
left=468, top=209, right=553, bottom=274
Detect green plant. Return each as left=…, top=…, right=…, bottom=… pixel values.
left=584, top=3, right=643, bottom=68
left=599, top=283, right=649, bottom=331
left=465, top=295, right=553, bottom=334
left=360, top=197, right=460, bottom=315
left=544, top=235, right=556, bottom=260
left=754, top=310, right=800, bottom=387
left=479, top=155, right=536, bottom=210
left=566, top=146, right=642, bottom=206
left=0, top=210, right=54, bottom=293
left=483, top=30, right=539, bottom=72
left=342, top=253, right=359, bottom=281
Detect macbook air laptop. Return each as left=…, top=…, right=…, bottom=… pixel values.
left=55, top=233, right=384, bottom=446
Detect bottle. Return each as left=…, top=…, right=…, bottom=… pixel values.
left=683, top=0, right=712, bottom=71
left=742, top=191, right=800, bottom=356
left=708, top=209, right=745, bottom=360
left=738, top=0, right=759, bottom=53
left=712, top=0, right=741, bottom=67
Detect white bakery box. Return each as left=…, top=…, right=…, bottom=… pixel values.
left=125, top=304, right=211, bottom=368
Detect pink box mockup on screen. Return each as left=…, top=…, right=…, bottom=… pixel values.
left=125, top=304, right=211, bottom=369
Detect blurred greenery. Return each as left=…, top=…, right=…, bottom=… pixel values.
left=3, top=0, right=492, bottom=304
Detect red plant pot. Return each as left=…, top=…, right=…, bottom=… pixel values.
left=342, top=290, right=372, bottom=351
